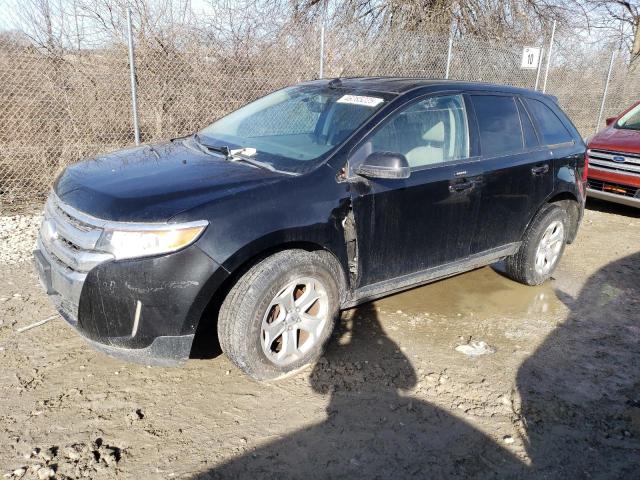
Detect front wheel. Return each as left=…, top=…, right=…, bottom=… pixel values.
left=505, top=204, right=568, bottom=286
left=217, top=250, right=343, bottom=380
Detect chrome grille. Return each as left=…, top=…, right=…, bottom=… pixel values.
left=37, top=192, right=114, bottom=311
left=588, top=149, right=640, bottom=177
left=39, top=194, right=113, bottom=270
left=53, top=202, right=93, bottom=232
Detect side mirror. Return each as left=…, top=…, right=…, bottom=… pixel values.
left=355, top=151, right=410, bottom=180
left=605, top=116, right=617, bottom=127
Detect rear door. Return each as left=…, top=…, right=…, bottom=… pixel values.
left=523, top=97, right=583, bottom=198
left=468, top=93, right=554, bottom=254
left=348, top=93, right=483, bottom=287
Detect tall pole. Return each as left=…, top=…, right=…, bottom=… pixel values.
left=542, top=20, right=556, bottom=93
left=319, top=0, right=327, bottom=79
left=534, top=47, right=544, bottom=90
left=127, top=8, right=140, bottom=145
left=596, top=50, right=616, bottom=133
left=445, top=26, right=454, bottom=79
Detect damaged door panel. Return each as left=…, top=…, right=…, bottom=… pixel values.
left=346, top=93, right=483, bottom=288
left=342, top=202, right=358, bottom=285
left=349, top=163, right=484, bottom=288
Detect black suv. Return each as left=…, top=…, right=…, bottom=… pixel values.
left=34, top=78, right=587, bottom=380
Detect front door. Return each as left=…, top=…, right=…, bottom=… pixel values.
left=348, top=94, right=482, bottom=288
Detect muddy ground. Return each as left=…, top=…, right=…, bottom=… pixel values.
left=1, top=199, right=639, bottom=479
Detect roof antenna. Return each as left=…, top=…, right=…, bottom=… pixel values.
left=328, top=78, right=342, bottom=89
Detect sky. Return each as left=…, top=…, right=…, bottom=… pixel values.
left=0, top=0, right=13, bottom=30
left=0, top=0, right=218, bottom=32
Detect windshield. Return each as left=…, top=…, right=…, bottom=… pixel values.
left=616, top=103, right=640, bottom=130
left=198, top=85, right=393, bottom=173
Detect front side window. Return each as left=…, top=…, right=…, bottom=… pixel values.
left=471, top=95, right=523, bottom=156
left=356, top=94, right=469, bottom=169
left=525, top=98, right=573, bottom=145
left=198, top=86, right=392, bottom=173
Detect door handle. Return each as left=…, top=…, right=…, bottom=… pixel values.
left=531, top=164, right=550, bottom=176
left=449, top=180, right=475, bottom=193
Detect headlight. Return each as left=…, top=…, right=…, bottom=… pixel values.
left=96, top=220, right=208, bottom=260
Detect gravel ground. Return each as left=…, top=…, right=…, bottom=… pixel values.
left=0, top=199, right=639, bottom=479
left=0, top=214, right=41, bottom=264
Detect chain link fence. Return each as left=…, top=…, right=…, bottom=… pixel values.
left=0, top=22, right=637, bottom=212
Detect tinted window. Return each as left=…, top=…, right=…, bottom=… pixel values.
left=471, top=95, right=523, bottom=156
left=525, top=98, right=573, bottom=145
left=516, top=98, right=539, bottom=148
left=363, top=95, right=469, bottom=168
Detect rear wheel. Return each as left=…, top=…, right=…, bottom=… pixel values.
left=218, top=249, right=342, bottom=380
left=505, top=204, right=568, bottom=286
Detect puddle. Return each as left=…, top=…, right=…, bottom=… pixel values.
left=371, top=264, right=561, bottom=319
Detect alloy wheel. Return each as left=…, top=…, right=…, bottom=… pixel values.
left=260, top=277, right=329, bottom=366
left=534, top=220, right=565, bottom=276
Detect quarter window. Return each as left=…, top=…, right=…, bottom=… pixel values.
left=362, top=95, right=469, bottom=168
left=470, top=95, right=523, bottom=156
left=524, top=98, right=573, bottom=145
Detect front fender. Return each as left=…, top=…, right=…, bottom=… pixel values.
left=173, top=165, right=353, bottom=289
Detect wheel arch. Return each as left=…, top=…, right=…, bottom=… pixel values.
left=518, top=190, right=582, bottom=248
left=545, top=191, right=582, bottom=244
left=190, top=239, right=349, bottom=356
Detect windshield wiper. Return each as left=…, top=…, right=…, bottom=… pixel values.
left=228, top=150, right=299, bottom=176
left=230, top=153, right=277, bottom=172
left=193, top=134, right=296, bottom=176
left=193, top=133, right=231, bottom=157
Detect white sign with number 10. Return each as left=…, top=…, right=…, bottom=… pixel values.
left=521, top=47, right=541, bottom=69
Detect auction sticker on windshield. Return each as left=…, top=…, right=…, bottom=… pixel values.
left=337, top=95, right=384, bottom=107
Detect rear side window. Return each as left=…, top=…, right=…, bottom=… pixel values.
left=470, top=95, right=523, bottom=156
left=524, top=98, right=573, bottom=145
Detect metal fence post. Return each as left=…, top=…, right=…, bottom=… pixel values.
left=319, top=24, right=325, bottom=78
left=127, top=8, right=141, bottom=145
left=596, top=50, right=616, bottom=133
left=542, top=20, right=556, bottom=93
left=318, top=0, right=327, bottom=79
left=445, top=28, right=454, bottom=79
left=534, top=47, right=544, bottom=90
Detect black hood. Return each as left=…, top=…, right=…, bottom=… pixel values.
left=54, top=138, right=285, bottom=222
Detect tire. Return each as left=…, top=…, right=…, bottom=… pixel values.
left=217, top=249, right=344, bottom=381
left=505, top=204, right=569, bottom=286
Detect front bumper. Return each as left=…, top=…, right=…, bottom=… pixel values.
left=586, top=159, right=640, bottom=208
left=69, top=331, right=196, bottom=367
left=34, top=191, right=230, bottom=366
left=35, top=243, right=227, bottom=365
left=587, top=187, right=640, bottom=208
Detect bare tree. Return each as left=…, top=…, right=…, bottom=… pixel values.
left=582, top=0, right=640, bottom=56
left=291, top=0, right=577, bottom=42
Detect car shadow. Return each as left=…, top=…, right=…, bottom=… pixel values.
left=189, top=252, right=640, bottom=479
left=586, top=197, right=640, bottom=217
left=515, top=251, right=640, bottom=477
left=189, top=288, right=225, bottom=360
left=190, top=300, right=526, bottom=479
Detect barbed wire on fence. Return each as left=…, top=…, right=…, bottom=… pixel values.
left=0, top=21, right=636, bottom=211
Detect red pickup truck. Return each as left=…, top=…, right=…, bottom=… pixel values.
left=587, top=101, right=640, bottom=208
